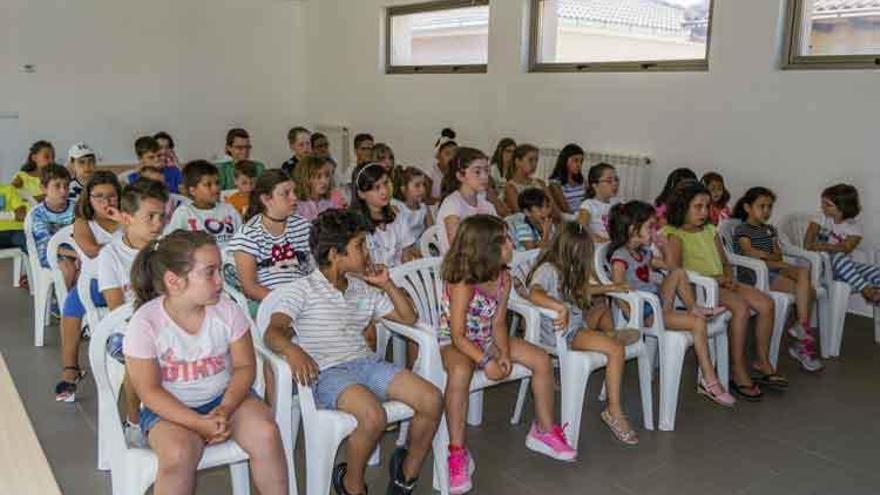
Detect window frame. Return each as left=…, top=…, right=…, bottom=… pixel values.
left=782, top=0, right=880, bottom=70
left=385, top=0, right=490, bottom=74
left=527, top=0, right=715, bottom=73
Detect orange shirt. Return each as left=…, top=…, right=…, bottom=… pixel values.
left=226, top=191, right=249, bottom=217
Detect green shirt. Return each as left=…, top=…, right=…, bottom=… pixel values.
left=215, top=159, right=266, bottom=190
left=0, top=184, right=28, bottom=231
left=662, top=223, right=723, bottom=277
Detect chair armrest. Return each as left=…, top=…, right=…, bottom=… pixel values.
left=724, top=250, right=769, bottom=292
left=508, top=292, right=567, bottom=356
left=380, top=320, right=445, bottom=387
left=253, top=338, right=295, bottom=427
left=604, top=291, right=644, bottom=330
left=780, top=240, right=823, bottom=288
left=686, top=271, right=720, bottom=308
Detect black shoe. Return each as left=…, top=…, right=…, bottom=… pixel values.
left=333, top=463, right=368, bottom=495
left=387, top=447, right=418, bottom=495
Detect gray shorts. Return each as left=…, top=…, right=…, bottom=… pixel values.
left=314, top=355, right=403, bottom=410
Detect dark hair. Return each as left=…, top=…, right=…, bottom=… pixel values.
left=311, top=132, right=328, bottom=148
left=40, top=163, right=70, bottom=186
left=226, top=128, right=249, bottom=146
left=508, top=144, right=539, bottom=180
left=528, top=221, right=594, bottom=310
left=181, top=160, right=219, bottom=192
left=21, top=140, right=55, bottom=173
left=701, top=172, right=730, bottom=207
left=585, top=162, right=616, bottom=199
left=655, top=167, right=697, bottom=207
left=233, top=160, right=259, bottom=179
left=294, top=155, right=331, bottom=200
left=353, top=133, right=374, bottom=148
left=246, top=169, right=294, bottom=221
left=435, top=128, right=457, bottom=147
left=134, top=136, right=160, bottom=158
left=287, top=126, right=310, bottom=143
left=440, top=147, right=488, bottom=200
left=120, top=178, right=170, bottom=214
left=310, top=209, right=372, bottom=268
left=391, top=166, right=426, bottom=201
left=822, top=183, right=861, bottom=220
left=131, top=230, right=217, bottom=309
left=153, top=131, right=175, bottom=149
left=665, top=179, right=710, bottom=228
left=371, top=143, right=394, bottom=163
left=441, top=214, right=508, bottom=284
left=77, top=171, right=121, bottom=220
left=606, top=201, right=656, bottom=261
left=549, top=144, right=585, bottom=186
left=350, top=163, right=395, bottom=229
left=490, top=138, right=516, bottom=179
left=517, top=188, right=549, bottom=212
left=732, top=187, right=776, bottom=221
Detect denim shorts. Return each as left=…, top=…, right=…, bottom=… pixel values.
left=107, top=333, right=125, bottom=364
left=314, top=355, right=403, bottom=410
left=140, top=394, right=224, bottom=435
left=62, top=278, right=107, bottom=319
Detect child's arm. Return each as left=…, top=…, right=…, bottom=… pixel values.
left=804, top=222, right=861, bottom=254
left=737, top=236, right=788, bottom=270
left=234, top=251, right=270, bottom=302
left=360, top=265, right=417, bottom=325
left=443, top=215, right=461, bottom=247
left=30, top=208, right=52, bottom=267
left=264, top=312, right=319, bottom=385
left=490, top=276, right=512, bottom=375
left=713, top=236, right=736, bottom=287
left=11, top=174, right=23, bottom=188
left=214, top=332, right=256, bottom=418
left=527, top=285, right=569, bottom=330
left=665, top=234, right=683, bottom=269
left=447, top=282, right=491, bottom=363
left=103, top=289, right=125, bottom=311
left=548, top=183, right=570, bottom=214
left=72, top=218, right=102, bottom=258
left=503, top=183, right=519, bottom=213
left=424, top=207, right=434, bottom=228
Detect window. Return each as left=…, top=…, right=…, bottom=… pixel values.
left=784, top=0, right=880, bottom=69
left=529, top=0, right=714, bottom=72
left=386, top=0, right=490, bottom=74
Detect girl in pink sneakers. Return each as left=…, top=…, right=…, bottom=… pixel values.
left=439, top=215, right=575, bottom=494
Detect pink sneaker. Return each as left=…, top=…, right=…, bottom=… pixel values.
left=447, top=446, right=474, bottom=494
left=524, top=422, right=577, bottom=461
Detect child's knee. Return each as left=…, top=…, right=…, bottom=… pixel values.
left=159, top=436, right=204, bottom=470
left=357, top=403, right=387, bottom=435
left=756, top=294, right=774, bottom=315
left=250, top=415, right=283, bottom=448
left=419, top=385, right=444, bottom=420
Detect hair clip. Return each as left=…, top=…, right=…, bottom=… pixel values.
left=354, top=163, right=382, bottom=189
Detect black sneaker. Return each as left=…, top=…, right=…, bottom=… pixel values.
left=332, top=462, right=368, bottom=495
left=387, top=447, right=418, bottom=495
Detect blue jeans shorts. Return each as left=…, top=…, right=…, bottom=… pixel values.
left=314, top=355, right=403, bottom=410
left=62, top=278, right=107, bottom=319
left=140, top=394, right=224, bottom=435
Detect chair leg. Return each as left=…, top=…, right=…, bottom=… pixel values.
left=636, top=349, right=654, bottom=431
left=829, top=285, right=849, bottom=358
left=658, top=338, right=687, bottom=432
left=368, top=444, right=381, bottom=466
left=466, top=390, right=483, bottom=426
left=396, top=420, right=410, bottom=447
left=510, top=378, right=530, bottom=425
left=306, top=430, right=344, bottom=495
left=13, top=255, right=21, bottom=287
left=33, top=281, right=49, bottom=347
left=558, top=359, right=590, bottom=450
left=817, top=297, right=832, bottom=359
left=874, top=305, right=880, bottom=345
left=769, top=296, right=791, bottom=370
left=230, top=461, right=251, bottom=495
left=432, top=415, right=451, bottom=493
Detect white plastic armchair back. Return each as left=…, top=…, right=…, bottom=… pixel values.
left=418, top=225, right=442, bottom=258
left=389, top=256, right=445, bottom=329
left=46, top=225, right=74, bottom=310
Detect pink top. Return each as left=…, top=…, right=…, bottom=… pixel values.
left=436, top=190, right=498, bottom=253
left=295, top=190, right=347, bottom=221
left=123, top=296, right=250, bottom=407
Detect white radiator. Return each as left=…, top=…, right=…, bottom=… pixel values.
left=537, top=147, right=653, bottom=201
left=315, top=125, right=351, bottom=185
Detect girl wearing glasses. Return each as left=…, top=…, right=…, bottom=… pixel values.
left=577, top=163, right=620, bottom=242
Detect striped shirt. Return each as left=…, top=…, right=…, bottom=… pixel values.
left=551, top=179, right=586, bottom=212
left=273, top=270, right=394, bottom=370
left=227, top=214, right=313, bottom=289
left=30, top=200, right=76, bottom=267
left=733, top=222, right=777, bottom=256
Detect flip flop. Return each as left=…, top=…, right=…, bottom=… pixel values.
left=729, top=381, right=763, bottom=401
left=751, top=371, right=789, bottom=390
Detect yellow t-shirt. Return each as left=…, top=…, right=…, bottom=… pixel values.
left=662, top=223, right=723, bottom=277
left=13, top=171, right=42, bottom=198
left=0, top=184, right=28, bottom=231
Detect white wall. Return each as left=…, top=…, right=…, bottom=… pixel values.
left=0, top=0, right=307, bottom=176
left=305, top=0, right=879, bottom=246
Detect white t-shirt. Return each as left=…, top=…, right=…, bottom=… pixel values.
left=97, top=234, right=139, bottom=303
left=78, top=220, right=120, bottom=276
left=123, top=295, right=250, bottom=407
left=813, top=214, right=862, bottom=245
left=391, top=199, right=429, bottom=245
left=165, top=202, right=242, bottom=248
left=579, top=197, right=621, bottom=238
left=436, top=191, right=498, bottom=253
left=227, top=214, right=313, bottom=289
left=273, top=270, right=394, bottom=370
left=368, top=209, right=416, bottom=268
left=528, top=262, right=584, bottom=348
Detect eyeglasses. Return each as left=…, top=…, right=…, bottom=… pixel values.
left=90, top=193, right=118, bottom=202
left=231, top=145, right=252, bottom=151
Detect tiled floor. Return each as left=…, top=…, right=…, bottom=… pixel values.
left=2, top=263, right=879, bottom=494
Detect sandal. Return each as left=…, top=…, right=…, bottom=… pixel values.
left=54, top=366, right=85, bottom=403
left=697, top=379, right=736, bottom=407
left=729, top=381, right=763, bottom=402
left=600, top=409, right=639, bottom=445
left=750, top=370, right=789, bottom=390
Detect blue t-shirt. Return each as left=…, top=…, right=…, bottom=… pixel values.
left=129, top=166, right=183, bottom=194
left=30, top=199, right=76, bottom=267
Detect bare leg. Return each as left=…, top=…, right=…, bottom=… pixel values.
left=719, top=288, right=754, bottom=387
left=230, top=397, right=289, bottom=495
left=569, top=329, right=630, bottom=429
left=122, top=375, right=141, bottom=423
left=508, top=338, right=554, bottom=431
left=386, top=370, right=443, bottom=480
left=440, top=346, right=475, bottom=447
left=60, top=316, right=83, bottom=380
left=148, top=420, right=205, bottom=494
left=663, top=311, right=718, bottom=383
left=336, top=385, right=387, bottom=494
left=738, top=285, right=776, bottom=374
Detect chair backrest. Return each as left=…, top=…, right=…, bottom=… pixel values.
left=47, top=225, right=74, bottom=306
left=778, top=213, right=814, bottom=249
left=717, top=219, right=741, bottom=253
left=221, top=249, right=250, bottom=316
left=22, top=209, right=43, bottom=278
left=510, top=249, right=540, bottom=297
left=593, top=242, right=613, bottom=285
left=418, top=225, right=442, bottom=258
left=88, top=303, right=134, bottom=456
left=390, top=257, right=444, bottom=329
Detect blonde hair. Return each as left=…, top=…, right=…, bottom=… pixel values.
left=527, top=222, right=594, bottom=310
left=441, top=215, right=508, bottom=284
left=293, top=155, right=331, bottom=201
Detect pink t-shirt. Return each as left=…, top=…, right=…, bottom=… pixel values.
left=123, top=296, right=250, bottom=407
left=295, top=191, right=347, bottom=221
left=436, top=190, right=498, bottom=253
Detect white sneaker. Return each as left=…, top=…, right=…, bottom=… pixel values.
left=788, top=343, right=824, bottom=372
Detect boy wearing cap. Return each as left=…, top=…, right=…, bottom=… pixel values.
left=67, top=142, right=97, bottom=202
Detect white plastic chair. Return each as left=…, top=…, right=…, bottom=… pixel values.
left=591, top=243, right=730, bottom=432
left=46, top=226, right=75, bottom=313
left=221, top=249, right=252, bottom=316
left=418, top=224, right=442, bottom=258
left=23, top=210, right=57, bottom=346
left=778, top=213, right=852, bottom=358
left=88, top=303, right=252, bottom=495
left=506, top=250, right=654, bottom=448
left=254, top=288, right=446, bottom=495
left=77, top=267, right=108, bottom=332
left=717, top=219, right=793, bottom=369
